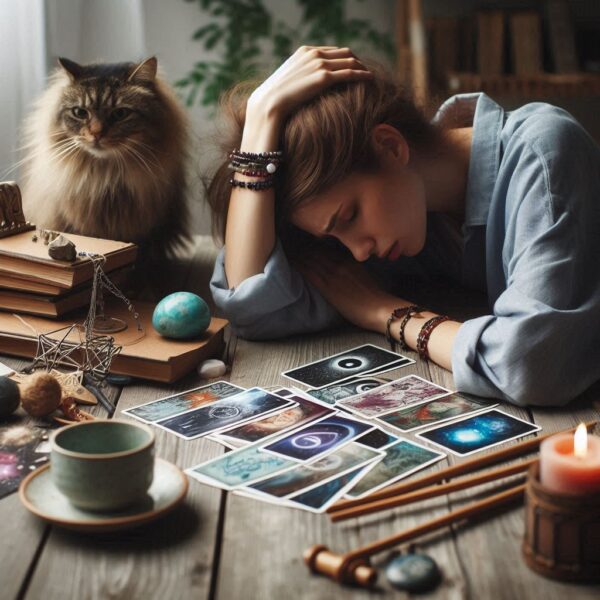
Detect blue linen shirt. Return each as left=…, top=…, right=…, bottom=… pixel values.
left=211, top=93, right=600, bottom=407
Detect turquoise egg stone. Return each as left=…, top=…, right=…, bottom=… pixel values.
left=152, top=292, right=211, bottom=339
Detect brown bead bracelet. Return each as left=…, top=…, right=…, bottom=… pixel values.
left=416, top=315, right=450, bottom=361
left=385, top=305, right=424, bottom=350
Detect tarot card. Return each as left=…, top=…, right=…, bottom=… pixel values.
left=416, top=409, right=541, bottom=457
left=246, top=442, right=383, bottom=499
left=216, top=395, right=334, bottom=445
left=123, top=381, right=245, bottom=423
left=307, top=376, right=389, bottom=405
left=286, top=463, right=377, bottom=513
left=355, top=427, right=400, bottom=449
left=186, top=444, right=296, bottom=490
left=282, top=344, right=405, bottom=389
left=261, top=413, right=374, bottom=463
left=361, top=356, right=414, bottom=376
left=156, top=388, right=294, bottom=440
left=376, top=394, right=497, bottom=432
left=345, top=439, right=446, bottom=499
left=0, top=420, right=49, bottom=499
left=337, top=374, right=453, bottom=419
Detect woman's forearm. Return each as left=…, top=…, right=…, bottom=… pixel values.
left=224, top=109, right=281, bottom=288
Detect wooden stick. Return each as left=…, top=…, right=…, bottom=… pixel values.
left=306, top=481, right=525, bottom=587
left=328, top=421, right=595, bottom=514
left=330, top=458, right=535, bottom=522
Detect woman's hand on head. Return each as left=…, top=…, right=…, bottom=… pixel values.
left=247, top=46, right=372, bottom=123
left=294, top=250, right=401, bottom=334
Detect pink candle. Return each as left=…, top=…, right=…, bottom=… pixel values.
left=540, top=424, right=600, bottom=495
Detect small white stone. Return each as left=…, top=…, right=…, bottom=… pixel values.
left=197, top=359, right=227, bottom=379
left=266, top=162, right=277, bottom=174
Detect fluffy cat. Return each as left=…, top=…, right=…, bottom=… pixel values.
left=21, top=57, right=190, bottom=263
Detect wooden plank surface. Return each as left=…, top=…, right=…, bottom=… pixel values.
left=2, top=323, right=600, bottom=598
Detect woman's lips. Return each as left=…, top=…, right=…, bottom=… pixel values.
left=385, top=241, right=403, bottom=261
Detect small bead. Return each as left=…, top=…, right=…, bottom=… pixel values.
left=266, top=162, right=277, bottom=174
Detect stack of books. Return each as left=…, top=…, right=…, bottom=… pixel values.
left=0, top=230, right=229, bottom=382
left=0, top=231, right=137, bottom=318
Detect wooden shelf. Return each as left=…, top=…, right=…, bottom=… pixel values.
left=447, top=72, right=600, bottom=98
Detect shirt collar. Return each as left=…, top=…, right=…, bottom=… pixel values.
left=434, top=92, right=505, bottom=227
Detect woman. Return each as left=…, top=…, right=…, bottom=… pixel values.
left=208, top=46, right=600, bottom=407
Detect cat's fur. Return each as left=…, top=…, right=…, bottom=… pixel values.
left=21, top=57, right=190, bottom=263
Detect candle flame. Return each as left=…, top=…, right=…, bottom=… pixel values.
left=574, top=423, right=588, bottom=458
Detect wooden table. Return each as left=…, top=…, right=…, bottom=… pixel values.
left=2, top=328, right=599, bottom=600
left=1, top=253, right=599, bottom=599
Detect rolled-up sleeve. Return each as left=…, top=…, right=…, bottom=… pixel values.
left=210, top=239, right=341, bottom=340
left=453, top=122, right=600, bottom=407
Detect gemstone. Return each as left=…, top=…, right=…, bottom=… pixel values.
left=197, top=359, right=227, bottom=379
left=266, top=162, right=277, bottom=174
left=152, top=292, right=211, bottom=339
left=385, top=553, right=441, bottom=592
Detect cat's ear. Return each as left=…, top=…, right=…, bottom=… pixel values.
left=58, top=58, right=84, bottom=81
left=128, top=57, right=158, bottom=84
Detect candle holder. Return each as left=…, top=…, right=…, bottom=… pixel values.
left=522, top=462, right=600, bottom=582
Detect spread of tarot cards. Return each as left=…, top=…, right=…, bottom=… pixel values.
left=121, top=345, right=541, bottom=513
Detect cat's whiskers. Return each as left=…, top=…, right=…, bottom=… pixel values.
left=117, top=145, right=163, bottom=195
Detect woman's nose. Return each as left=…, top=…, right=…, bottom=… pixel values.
left=345, top=236, right=375, bottom=262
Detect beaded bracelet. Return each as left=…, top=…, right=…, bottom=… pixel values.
left=230, top=150, right=283, bottom=159
left=385, top=306, right=415, bottom=345
left=228, top=164, right=272, bottom=178
left=397, top=306, right=425, bottom=351
left=229, top=177, right=274, bottom=191
left=416, top=315, right=450, bottom=361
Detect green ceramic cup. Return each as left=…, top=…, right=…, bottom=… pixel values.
left=50, top=419, right=155, bottom=512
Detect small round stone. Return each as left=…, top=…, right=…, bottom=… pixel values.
left=197, top=359, right=227, bottom=379
left=0, top=376, right=20, bottom=419
left=105, top=373, right=135, bottom=386
left=385, top=553, right=441, bottom=593
left=266, top=162, right=277, bottom=174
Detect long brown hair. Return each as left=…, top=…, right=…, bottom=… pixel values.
left=207, top=67, right=440, bottom=250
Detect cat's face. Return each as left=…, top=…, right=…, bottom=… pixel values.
left=54, top=57, right=162, bottom=159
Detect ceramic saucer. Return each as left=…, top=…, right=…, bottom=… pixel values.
left=19, top=458, right=188, bottom=533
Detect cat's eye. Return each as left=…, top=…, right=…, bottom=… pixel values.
left=112, top=108, right=132, bottom=121
left=71, top=107, right=89, bottom=119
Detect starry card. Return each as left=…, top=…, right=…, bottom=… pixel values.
left=282, top=344, right=408, bottom=389
left=337, top=375, right=453, bottom=419
left=123, top=381, right=245, bottom=423
left=155, top=388, right=294, bottom=440
left=416, top=409, right=541, bottom=457
left=261, top=413, right=375, bottom=463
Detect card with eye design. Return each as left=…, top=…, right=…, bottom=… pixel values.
left=337, top=374, right=453, bottom=419
left=155, top=387, right=295, bottom=440
left=244, top=441, right=383, bottom=500
left=260, top=413, right=374, bottom=463
left=282, top=344, right=408, bottom=389
left=123, top=381, right=245, bottom=423
left=416, top=409, right=541, bottom=457
left=345, top=438, right=446, bottom=500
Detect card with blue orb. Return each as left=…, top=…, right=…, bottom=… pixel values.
left=261, top=413, right=375, bottom=462
left=416, top=409, right=541, bottom=456
left=282, top=344, right=411, bottom=389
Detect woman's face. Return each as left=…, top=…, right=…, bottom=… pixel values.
left=291, top=165, right=428, bottom=262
